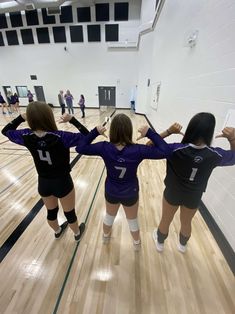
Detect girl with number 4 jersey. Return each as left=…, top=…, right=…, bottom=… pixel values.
left=1, top=102, right=92, bottom=241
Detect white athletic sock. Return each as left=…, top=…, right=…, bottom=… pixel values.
left=133, top=239, right=141, bottom=245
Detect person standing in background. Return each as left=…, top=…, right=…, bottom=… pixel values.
left=7, top=91, right=16, bottom=114
left=130, top=85, right=137, bottom=111
left=64, top=90, right=74, bottom=115
left=27, top=90, right=34, bottom=103
left=0, top=92, right=10, bottom=115
left=78, top=94, right=85, bottom=118
left=14, top=93, right=20, bottom=112
left=58, top=90, right=66, bottom=115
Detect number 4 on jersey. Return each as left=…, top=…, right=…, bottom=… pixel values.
left=37, top=150, right=52, bottom=165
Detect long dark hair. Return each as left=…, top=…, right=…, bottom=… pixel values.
left=26, top=101, right=58, bottom=131
left=110, top=114, right=134, bottom=145
left=81, top=94, right=85, bottom=100
left=182, top=112, right=215, bottom=146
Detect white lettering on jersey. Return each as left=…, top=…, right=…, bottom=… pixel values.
left=37, top=150, right=52, bottom=165
left=115, top=166, right=127, bottom=179
left=189, top=168, right=198, bottom=181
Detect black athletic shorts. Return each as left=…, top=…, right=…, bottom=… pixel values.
left=38, top=174, right=74, bottom=198
left=105, top=191, right=139, bottom=207
left=164, top=185, right=203, bottom=209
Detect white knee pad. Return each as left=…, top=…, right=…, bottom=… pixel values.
left=127, top=218, right=139, bottom=232
left=103, top=213, right=116, bottom=226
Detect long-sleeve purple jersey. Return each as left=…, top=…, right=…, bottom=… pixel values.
left=76, top=128, right=171, bottom=198
left=2, top=115, right=89, bottom=178
left=76, top=129, right=235, bottom=197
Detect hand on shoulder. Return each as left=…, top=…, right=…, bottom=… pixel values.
left=216, top=127, right=235, bottom=142
left=59, top=113, right=73, bottom=123
left=97, top=125, right=107, bottom=138
left=137, top=125, right=149, bottom=140
left=167, top=123, right=184, bottom=135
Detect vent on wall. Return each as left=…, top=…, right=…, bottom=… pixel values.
left=25, top=3, right=35, bottom=11
left=47, top=7, right=61, bottom=15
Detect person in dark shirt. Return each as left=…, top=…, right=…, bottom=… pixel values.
left=75, top=113, right=178, bottom=250
left=27, top=90, right=34, bottom=103
left=1, top=101, right=91, bottom=241
left=152, top=112, right=235, bottom=253
left=7, top=92, right=17, bottom=114
left=14, top=93, right=20, bottom=112
left=78, top=94, right=85, bottom=118
left=0, top=92, right=10, bottom=115
left=58, top=90, right=65, bottom=115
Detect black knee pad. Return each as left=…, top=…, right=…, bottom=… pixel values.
left=47, top=207, right=59, bottom=221
left=64, top=209, right=77, bottom=224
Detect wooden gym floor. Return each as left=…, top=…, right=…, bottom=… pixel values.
left=0, top=108, right=234, bottom=314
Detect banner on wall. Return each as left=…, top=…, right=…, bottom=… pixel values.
left=150, top=81, right=161, bottom=111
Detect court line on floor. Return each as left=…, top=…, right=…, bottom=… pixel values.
left=52, top=111, right=117, bottom=313
left=52, top=166, right=106, bottom=314
left=0, top=109, right=115, bottom=263
left=0, top=166, right=34, bottom=195
left=0, top=152, right=30, bottom=170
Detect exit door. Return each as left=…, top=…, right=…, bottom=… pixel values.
left=98, top=86, right=116, bottom=107
left=2, top=86, right=12, bottom=103
left=34, top=86, right=46, bottom=102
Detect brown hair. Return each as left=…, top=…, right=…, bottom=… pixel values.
left=26, top=101, right=58, bottom=131
left=109, top=114, right=134, bottom=145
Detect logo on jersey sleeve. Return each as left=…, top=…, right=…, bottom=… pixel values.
left=194, top=156, right=203, bottom=163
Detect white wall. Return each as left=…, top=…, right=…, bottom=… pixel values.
left=140, top=0, right=156, bottom=24
left=137, top=0, right=235, bottom=250
left=0, top=0, right=141, bottom=107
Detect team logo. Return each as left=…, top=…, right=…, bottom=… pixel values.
left=194, top=156, right=203, bottom=163
left=117, top=158, right=125, bottom=163
left=38, top=141, right=46, bottom=147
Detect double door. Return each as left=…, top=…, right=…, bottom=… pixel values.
left=98, top=86, right=116, bottom=107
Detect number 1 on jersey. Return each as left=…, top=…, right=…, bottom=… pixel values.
left=37, top=150, right=52, bottom=165
left=115, top=166, right=127, bottom=179
left=189, top=168, right=198, bottom=181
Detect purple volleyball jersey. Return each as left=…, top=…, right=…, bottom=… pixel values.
left=76, top=129, right=235, bottom=197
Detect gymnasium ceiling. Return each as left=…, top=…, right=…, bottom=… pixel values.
left=0, top=0, right=105, bottom=13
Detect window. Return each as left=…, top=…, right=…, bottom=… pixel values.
left=16, top=86, right=28, bottom=98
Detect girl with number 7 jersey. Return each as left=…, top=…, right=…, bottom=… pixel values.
left=75, top=113, right=182, bottom=251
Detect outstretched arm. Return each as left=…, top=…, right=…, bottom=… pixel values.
left=59, top=113, right=89, bottom=135
left=216, top=127, right=235, bottom=150
left=215, top=127, right=235, bottom=166
left=146, top=123, right=183, bottom=145
left=1, top=114, right=28, bottom=145
left=75, top=126, right=107, bottom=156
left=137, top=126, right=173, bottom=158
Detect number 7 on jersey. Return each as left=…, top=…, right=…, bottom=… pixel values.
left=115, top=166, right=127, bottom=179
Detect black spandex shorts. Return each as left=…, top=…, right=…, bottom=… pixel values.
left=164, top=185, right=203, bottom=209
left=38, top=174, right=74, bottom=198
left=105, top=191, right=138, bottom=207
